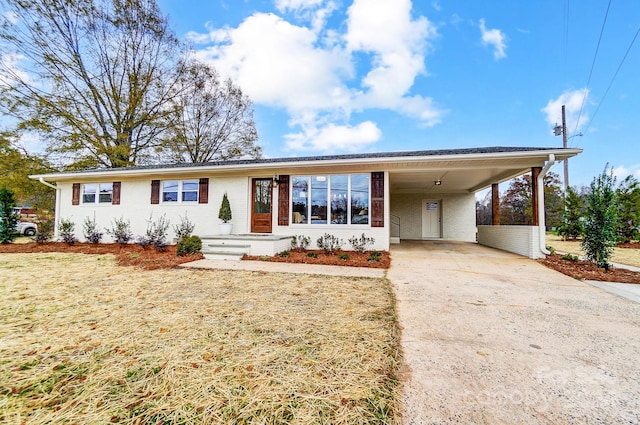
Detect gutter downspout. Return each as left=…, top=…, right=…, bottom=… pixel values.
left=538, top=154, right=556, bottom=256
left=38, top=177, right=61, bottom=239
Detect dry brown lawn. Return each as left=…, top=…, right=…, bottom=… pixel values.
left=546, top=234, right=640, bottom=268
left=0, top=253, right=401, bottom=424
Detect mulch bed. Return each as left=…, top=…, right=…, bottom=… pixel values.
left=243, top=250, right=391, bottom=269
left=1, top=242, right=389, bottom=270
left=538, top=254, right=640, bottom=284
left=618, top=242, right=640, bottom=249
left=0, top=242, right=203, bottom=270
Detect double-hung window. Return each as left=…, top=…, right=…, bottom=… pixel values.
left=162, top=180, right=199, bottom=203
left=292, top=174, right=369, bottom=225
left=82, top=183, right=113, bottom=204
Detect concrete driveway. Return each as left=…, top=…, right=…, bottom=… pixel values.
left=388, top=241, right=640, bottom=424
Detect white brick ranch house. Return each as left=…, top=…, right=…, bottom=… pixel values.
left=32, top=146, right=581, bottom=259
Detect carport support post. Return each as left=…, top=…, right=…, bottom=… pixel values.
left=491, top=183, right=500, bottom=225
left=531, top=167, right=541, bottom=226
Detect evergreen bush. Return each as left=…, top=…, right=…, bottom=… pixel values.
left=83, top=214, right=103, bottom=244
left=218, top=193, right=232, bottom=223
left=582, top=166, right=618, bottom=270
left=58, top=217, right=78, bottom=245
left=176, top=235, right=202, bottom=256
left=106, top=217, right=133, bottom=245
left=316, top=233, right=343, bottom=254
left=0, top=187, right=18, bottom=244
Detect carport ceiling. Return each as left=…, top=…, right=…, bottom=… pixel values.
left=388, top=152, right=578, bottom=194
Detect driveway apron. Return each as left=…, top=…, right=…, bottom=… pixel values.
left=388, top=240, right=640, bottom=424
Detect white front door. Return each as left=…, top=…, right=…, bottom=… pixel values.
left=422, top=200, right=441, bottom=238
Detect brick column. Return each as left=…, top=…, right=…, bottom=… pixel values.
left=531, top=167, right=541, bottom=226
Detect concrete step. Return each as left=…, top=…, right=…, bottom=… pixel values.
left=203, top=252, right=245, bottom=261
left=201, top=239, right=250, bottom=261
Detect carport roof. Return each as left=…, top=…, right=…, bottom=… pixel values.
left=32, top=146, right=582, bottom=194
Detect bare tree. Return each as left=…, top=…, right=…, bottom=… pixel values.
left=161, top=60, right=261, bottom=163
left=0, top=0, right=186, bottom=168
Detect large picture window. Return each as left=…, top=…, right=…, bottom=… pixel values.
left=162, top=180, right=199, bottom=203
left=82, top=183, right=113, bottom=204
left=291, top=174, right=369, bottom=225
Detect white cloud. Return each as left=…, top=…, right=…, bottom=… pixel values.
left=612, top=165, right=640, bottom=180
left=345, top=0, right=441, bottom=123
left=188, top=0, right=444, bottom=153
left=0, top=53, right=31, bottom=87
left=542, top=89, right=590, bottom=134
left=190, top=13, right=352, bottom=114
left=285, top=121, right=381, bottom=152
left=3, top=11, right=19, bottom=24
left=479, top=18, right=507, bottom=60
left=274, top=0, right=338, bottom=33
left=275, top=0, right=325, bottom=12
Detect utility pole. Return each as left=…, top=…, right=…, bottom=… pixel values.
left=562, top=105, right=568, bottom=191
left=553, top=105, right=569, bottom=191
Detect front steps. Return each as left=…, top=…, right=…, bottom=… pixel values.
left=200, top=234, right=292, bottom=261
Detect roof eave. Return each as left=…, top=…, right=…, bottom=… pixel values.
left=30, top=147, right=583, bottom=182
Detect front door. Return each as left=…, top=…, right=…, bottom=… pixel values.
left=251, top=178, right=272, bottom=233
left=422, top=200, right=441, bottom=238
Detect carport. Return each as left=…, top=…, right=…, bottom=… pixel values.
left=386, top=147, right=582, bottom=258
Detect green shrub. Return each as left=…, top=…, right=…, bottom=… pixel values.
left=561, top=253, right=579, bottom=262
left=338, top=253, right=350, bottom=260
left=218, top=193, right=232, bottom=223
left=367, top=250, right=382, bottom=262
left=307, top=252, right=319, bottom=259
left=33, top=219, right=54, bottom=244
left=173, top=213, right=195, bottom=240
left=83, top=214, right=103, bottom=244
left=546, top=245, right=556, bottom=255
left=176, top=235, right=202, bottom=256
left=136, top=213, right=170, bottom=251
left=105, top=217, right=133, bottom=245
left=582, top=166, right=618, bottom=270
left=58, top=217, right=77, bottom=245
left=278, top=250, right=291, bottom=258
left=348, top=233, right=375, bottom=253
left=0, top=187, right=18, bottom=244
left=557, top=186, right=584, bottom=240
left=316, top=233, right=343, bottom=254
left=291, top=235, right=310, bottom=252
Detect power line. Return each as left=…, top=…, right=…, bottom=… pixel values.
left=563, top=0, right=570, bottom=72
left=579, top=25, right=640, bottom=142
left=573, top=0, right=612, bottom=136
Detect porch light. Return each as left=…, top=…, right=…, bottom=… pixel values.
left=272, top=174, right=280, bottom=188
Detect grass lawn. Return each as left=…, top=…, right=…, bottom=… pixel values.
left=0, top=253, right=401, bottom=424
left=546, top=234, right=640, bottom=268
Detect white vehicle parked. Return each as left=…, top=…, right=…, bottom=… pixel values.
left=16, top=221, right=38, bottom=236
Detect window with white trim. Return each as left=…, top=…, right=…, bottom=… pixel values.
left=162, top=180, right=199, bottom=203
left=82, top=183, right=113, bottom=204
left=292, top=174, right=369, bottom=225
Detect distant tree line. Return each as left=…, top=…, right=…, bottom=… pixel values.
left=476, top=171, right=564, bottom=229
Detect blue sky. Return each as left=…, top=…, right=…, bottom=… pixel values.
left=155, top=0, right=640, bottom=188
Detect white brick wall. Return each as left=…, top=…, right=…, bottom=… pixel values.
left=477, top=225, right=544, bottom=259
left=57, top=177, right=250, bottom=242
left=390, top=193, right=476, bottom=242
left=56, top=174, right=391, bottom=251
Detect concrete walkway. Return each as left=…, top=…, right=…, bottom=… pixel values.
left=180, top=257, right=385, bottom=278
left=388, top=240, right=640, bottom=424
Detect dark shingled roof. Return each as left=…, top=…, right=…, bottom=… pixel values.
left=69, top=146, right=562, bottom=174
